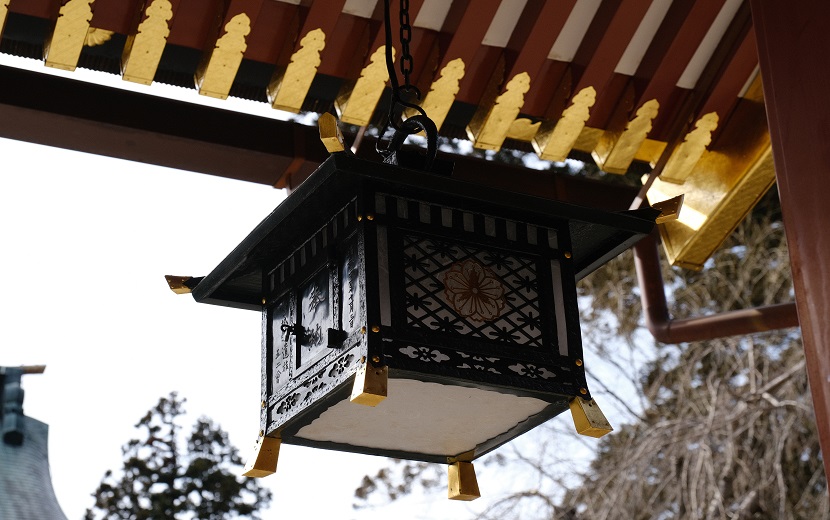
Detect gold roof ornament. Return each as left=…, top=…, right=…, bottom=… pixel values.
left=122, top=0, right=174, bottom=85
left=195, top=13, right=251, bottom=100
left=44, top=0, right=94, bottom=71
left=269, top=28, right=326, bottom=113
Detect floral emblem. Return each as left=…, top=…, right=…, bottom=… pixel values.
left=443, top=260, right=506, bottom=321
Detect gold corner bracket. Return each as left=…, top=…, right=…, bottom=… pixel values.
left=350, top=362, right=387, bottom=407
left=242, top=434, right=281, bottom=478
left=165, top=275, right=193, bottom=294
left=652, top=194, right=685, bottom=224
left=448, top=461, right=481, bottom=501
left=318, top=113, right=345, bottom=153
left=569, top=397, right=613, bottom=438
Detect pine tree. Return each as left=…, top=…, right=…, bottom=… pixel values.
left=85, top=393, right=271, bottom=520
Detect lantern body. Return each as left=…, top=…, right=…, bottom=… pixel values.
left=192, top=154, right=655, bottom=463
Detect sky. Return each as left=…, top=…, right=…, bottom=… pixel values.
left=0, top=52, right=649, bottom=520
left=0, top=55, right=496, bottom=519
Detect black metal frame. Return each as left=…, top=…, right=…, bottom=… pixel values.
left=191, top=153, right=658, bottom=463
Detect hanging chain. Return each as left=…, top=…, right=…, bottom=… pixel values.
left=398, top=0, right=414, bottom=93
left=376, top=0, right=437, bottom=170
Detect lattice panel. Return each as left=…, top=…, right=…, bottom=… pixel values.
left=402, top=233, right=544, bottom=347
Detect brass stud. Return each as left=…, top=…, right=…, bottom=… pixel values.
left=579, top=388, right=588, bottom=395
left=360, top=356, right=366, bottom=364
left=357, top=215, right=363, bottom=221
left=575, top=359, right=583, bottom=367
left=371, top=355, right=381, bottom=364
left=371, top=325, right=380, bottom=333
left=261, top=400, right=266, bottom=408
left=564, top=251, right=572, bottom=259
left=259, top=430, right=264, bottom=437
left=366, top=214, right=374, bottom=220
left=261, top=297, right=266, bottom=304
left=361, top=326, right=367, bottom=334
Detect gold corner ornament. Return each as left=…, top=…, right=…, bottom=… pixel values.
left=242, top=435, right=281, bottom=478
left=652, top=194, right=685, bottom=224
left=593, top=99, right=660, bottom=174
left=164, top=275, right=193, bottom=294
left=318, top=113, right=345, bottom=153
left=350, top=362, right=387, bottom=407
left=0, top=0, right=10, bottom=40
left=44, top=0, right=95, bottom=71
left=409, top=58, right=465, bottom=131
left=660, top=112, right=720, bottom=184
left=195, top=13, right=251, bottom=99
left=270, top=28, right=326, bottom=113
left=336, top=46, right=392, bottom=126
left=84, top=27, right=113, bottom=47
left=569, top=398, right=613, bottom=438
left=467, top=72, right=531, bottom=151
left=122, top=0, right=173, bottom=85
left=533, top=86, right=596, bottom=162
left=448, top=461, right=480, bottom=501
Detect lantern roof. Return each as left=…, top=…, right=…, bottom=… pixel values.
left=190, top=153, right=658, bottom=311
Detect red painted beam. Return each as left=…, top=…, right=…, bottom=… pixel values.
left=751, top=0, right=830, bottom=482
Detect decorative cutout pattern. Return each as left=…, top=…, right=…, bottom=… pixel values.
left=392, top=345, right=584, bottom=394
left=271, top=352, right=359, bottom=428
left=403, top=233, right=543, bottom=347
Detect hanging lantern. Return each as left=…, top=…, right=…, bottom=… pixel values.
left=165, top=0, right=669, bottom=500
left=167, top=139, right=662, bottom=500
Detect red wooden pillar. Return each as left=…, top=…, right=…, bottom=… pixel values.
left=750, top=0, right=830, bottom=479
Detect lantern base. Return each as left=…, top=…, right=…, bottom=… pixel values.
left=288, top=375, right=559, bottom=463
left=448, top=461, right=480, bottom=501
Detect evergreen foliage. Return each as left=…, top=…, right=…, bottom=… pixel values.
left=85, top=393, right=271, bottom=520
